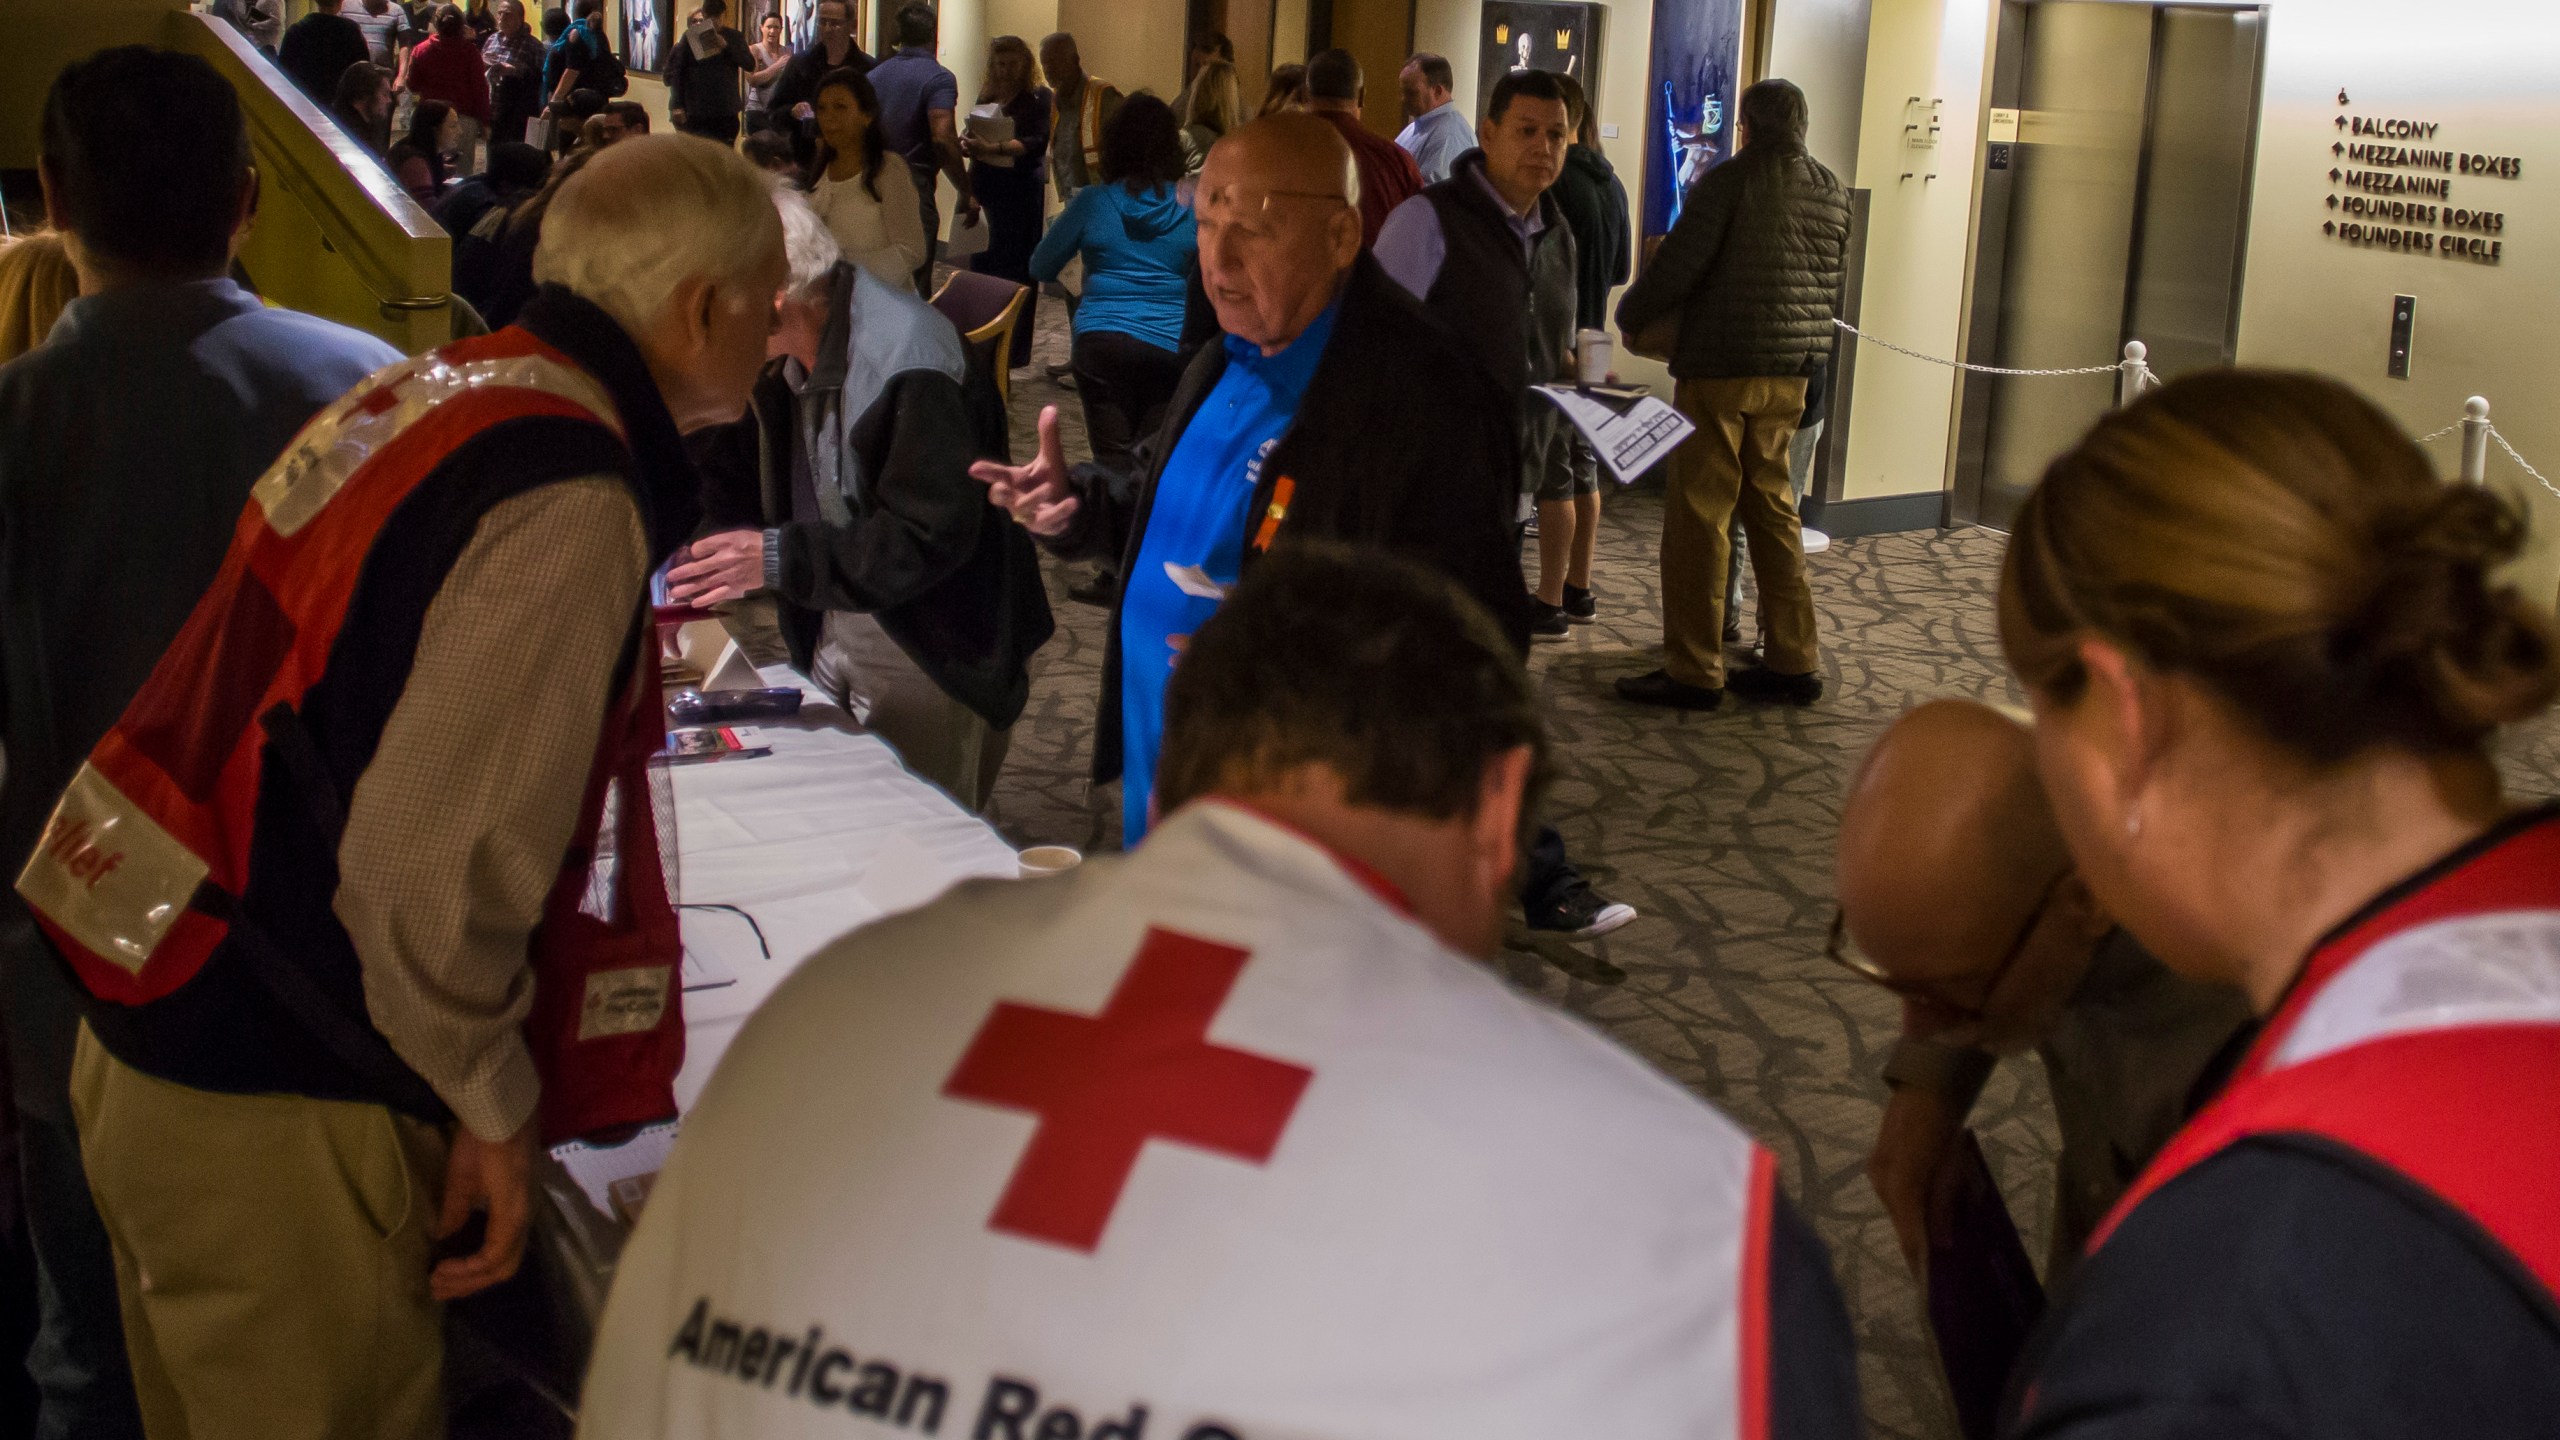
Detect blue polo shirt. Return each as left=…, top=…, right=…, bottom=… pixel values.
left=869, top=44, right=958, bottom=170
left=1118, top=300, right=1340, bottom=842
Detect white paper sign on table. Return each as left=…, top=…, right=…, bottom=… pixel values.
left=1534, top=384, right=1698, bottom=483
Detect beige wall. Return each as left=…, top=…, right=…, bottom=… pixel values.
left=1834, top=0, right=1994, bottom=501
left=2232, top=0, right=2560, bottom=593
left=1057, top=0, right=1184, bottom=98
left=1763, top=0, right=1870, bottom=178
left=1826, top=0, right=2560, bottom=596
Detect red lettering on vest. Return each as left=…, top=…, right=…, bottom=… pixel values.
left=42, top=819, right=123, bottom=889
left=942, top=928, right=1314, bottom=1252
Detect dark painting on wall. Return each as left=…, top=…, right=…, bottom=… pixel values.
left=623, top=0, right=672, bottom=74
left=1641, top=0, right=1744, bottom=236
left=1476, top=2, right=1600, bottom=116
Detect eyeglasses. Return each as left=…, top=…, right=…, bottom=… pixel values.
left=1193, top=183, right=1351, bottom=223
left=1823, top=867, right=2073, bottom=1020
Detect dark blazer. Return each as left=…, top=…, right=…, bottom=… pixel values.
left=1046, top=251, right=1527, bottom=784
left=662, top=22, right=752, bottom=119
left=766, top=38, right=875, bottom=121
left=1614, top=140, right=1850, bottom=380
left=693, top=265, right=1051, bottom=729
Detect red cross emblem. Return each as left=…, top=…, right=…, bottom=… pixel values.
left=942, top=928, right=1314, bottom=1252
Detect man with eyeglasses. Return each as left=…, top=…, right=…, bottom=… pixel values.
left=766, top=0, right=873, bottom=164
left=969, top=113, right=1524, bottom=851
left=1834, top=700, right=2250, bottom=1425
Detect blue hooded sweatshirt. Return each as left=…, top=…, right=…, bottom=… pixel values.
left=1030, top=180, right=1197, bottom=353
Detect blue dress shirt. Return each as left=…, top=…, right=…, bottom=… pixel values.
left=1395, top=101, right=1477, bottom=184
left=1117, top=300, right=1341, bottom=842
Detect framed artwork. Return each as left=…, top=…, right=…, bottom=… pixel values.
left=1641, top=0, right=1744, bottom=236
left=1476, top=2, right=1600, bottom=116
left=779, top=0, right=817, bottom=50
left=622, top=0, right=672, bottom=74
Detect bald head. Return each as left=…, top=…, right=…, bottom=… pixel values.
left=1195, top=113, right=1362, bottom=353
left=1207, top=111, right=1358, bottom=202
left=1837, top=701, right=2075, bottom=987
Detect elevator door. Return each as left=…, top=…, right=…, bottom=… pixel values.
left=1952, top=2, right=2264, bottom=528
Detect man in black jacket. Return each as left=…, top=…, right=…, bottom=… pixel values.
left=671, top=191, right=1050, bottom=811
left=1613, top=78, right=1848, bottom=711
left=973, top=113, right=1632, bottom=939
left=662, top=0, right=752, bottom=144
left=765, top=0, right=872, bottom=164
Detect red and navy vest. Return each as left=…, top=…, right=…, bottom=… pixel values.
left=15, top=324, right=684, bottom=1144
left=2088, top=807, right=2560, bottom=1306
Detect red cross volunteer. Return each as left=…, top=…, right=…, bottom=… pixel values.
left=578, top=545, right=1860, bottom=1440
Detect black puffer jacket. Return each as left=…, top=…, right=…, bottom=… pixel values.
left=1615, top=140, right=1850, bottom=380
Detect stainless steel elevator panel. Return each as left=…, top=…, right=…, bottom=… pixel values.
left=1952, top=2, right=2265, bottom=529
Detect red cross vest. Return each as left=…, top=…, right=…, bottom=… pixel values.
left=581, top=801, right=1791, bottom=1440
left=14, top=325, right=684, bottom=1144
left=2087, top=807, right=2560, bottom=1307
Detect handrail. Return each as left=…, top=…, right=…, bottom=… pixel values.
left=162, top=10, right=453, bottom=347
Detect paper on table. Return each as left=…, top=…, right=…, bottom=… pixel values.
left=1534, top=384, right=1698, bottom=484
left=552, top=1119, right=679, bottom=1221
left=964, top=105, right=1015, bottom=167
left=672, top=618, right=762, bottom=692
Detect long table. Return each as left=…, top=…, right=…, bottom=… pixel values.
left=503, top=666, right=1021, bottom=1402
left=667, top=663, right=1022, bottom=1109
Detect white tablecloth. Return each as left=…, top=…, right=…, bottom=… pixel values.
left=668, top=663, right=1018, bottom=1110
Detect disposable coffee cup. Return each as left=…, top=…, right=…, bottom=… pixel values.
left=1576, top=329, right=1612, bottom=385
left=1017, top=845, right=1082, bottom=878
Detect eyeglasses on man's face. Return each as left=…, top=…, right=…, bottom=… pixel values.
left=1823, top=868, right=2073, bottom=1021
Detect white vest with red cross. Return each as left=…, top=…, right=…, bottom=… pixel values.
left=2087, top=806, right=2560, bottom=1305
left=14, top=324, right=685, bottom=1144
left=581, top=800, right=1785, bottom=1440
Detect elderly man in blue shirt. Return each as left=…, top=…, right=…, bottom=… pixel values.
left=973, top=112, right=1636, bottom=941
left=0, top=48, right=398, bottom=1437
left=1394, top=51, right=1476, bottom=183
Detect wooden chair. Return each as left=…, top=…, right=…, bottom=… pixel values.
left=929, top=269, right=1030, bottom=411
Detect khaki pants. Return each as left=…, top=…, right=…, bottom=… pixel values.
left=1663, top=376, right=1821, bottom=687
left=69, top=1027, right=447, bottom=1440
left=814, top=610, right=1011, bottom=812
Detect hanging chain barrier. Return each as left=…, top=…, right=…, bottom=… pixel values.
left=1832, top=319, right=2558, bottom=502
left=2408, top=396, right=2560, bottom=503
left=1831, top=319, right=2159, bottom=407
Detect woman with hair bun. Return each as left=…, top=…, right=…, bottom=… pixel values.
left=1996, top=370, right=2560, bottom=1437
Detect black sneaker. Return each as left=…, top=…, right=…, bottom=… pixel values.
left=1562, top=584, right=1596, bottom=623
left=1527, top=598, right=1571, bottom=639
left=1722, top=617, right=1744, bottom=644
left=1067, top=571, right=1118, bottom=607
left=1615, top=668, right=1724, bottom=710
left=1527, top=879, right=1638, bottom=939
left=1726, top=666, right=1824, bottom=705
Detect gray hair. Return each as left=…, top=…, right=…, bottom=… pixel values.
left=534, top=135, right=784, bottom=337
left=772, top=184, right=842, bottom=303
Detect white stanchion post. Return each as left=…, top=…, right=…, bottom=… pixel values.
left=2118, top=341, right=2151, bottom=408
left=2460, top=396, right=2492, bottom=486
